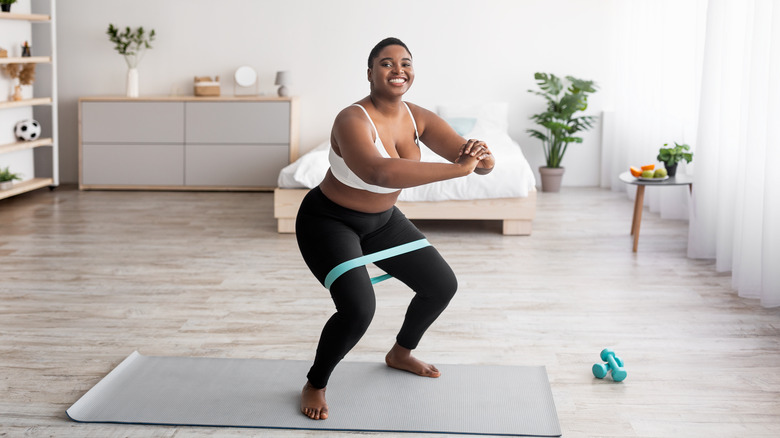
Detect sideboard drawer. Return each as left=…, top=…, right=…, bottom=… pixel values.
left=82, top=144, right=184, bottom=186
left=81, top=102, right=185, bottom=144
left=185, top=144, right=289, bottom=187
left=185, top=102, right=290, bottom=144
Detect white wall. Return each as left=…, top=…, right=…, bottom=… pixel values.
left=55, top=0, right=615, bottom=185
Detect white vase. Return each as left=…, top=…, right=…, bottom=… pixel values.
left=126, top=68, right=139, bottom=98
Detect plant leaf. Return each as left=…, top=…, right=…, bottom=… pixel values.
left=534, top=72, right=563, bottom=96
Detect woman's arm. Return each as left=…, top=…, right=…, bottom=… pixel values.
left=333, top=107, right=483, bottom=189
left=409, top=103, right=495, bottom=175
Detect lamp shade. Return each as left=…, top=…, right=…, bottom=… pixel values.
left=274, top=71, right=289, bottom=86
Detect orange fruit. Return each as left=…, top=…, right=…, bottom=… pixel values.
left=641, top=164, right=655, bottom=171
left=630, top=166, right=642, bottom=177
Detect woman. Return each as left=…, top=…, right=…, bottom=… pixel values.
left=296, top=37, right=494, bottom=420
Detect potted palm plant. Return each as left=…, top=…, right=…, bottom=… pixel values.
left=527, top=73, right=598, bottom=192
left=0, top=166, right=22, bottom=190
left=657, top=142, right=693, bottom=176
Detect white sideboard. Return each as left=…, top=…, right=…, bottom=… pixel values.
left=78, top=96, right=299, bottom=191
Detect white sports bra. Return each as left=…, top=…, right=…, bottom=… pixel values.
left=329, top=102, right=419, bottom=194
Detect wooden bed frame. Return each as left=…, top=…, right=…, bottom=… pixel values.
left=273, top=187, right=536, bottom=235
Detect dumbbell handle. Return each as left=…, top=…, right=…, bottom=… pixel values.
left=603, top=353, right=627, bottom=382
left=592, top=356, right=624, bottom=375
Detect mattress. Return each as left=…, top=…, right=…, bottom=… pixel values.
left=278, top=113, right=536, bottom=202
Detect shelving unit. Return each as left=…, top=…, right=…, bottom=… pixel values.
left=0, top=0, right=58, bottom=201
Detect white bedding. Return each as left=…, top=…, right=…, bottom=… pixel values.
left=277, top=104, right=536, bottom=202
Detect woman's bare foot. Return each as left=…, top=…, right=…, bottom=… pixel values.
left=385, top=342, right=441, bottom=378
left=300, top=381, right=328, bottom=420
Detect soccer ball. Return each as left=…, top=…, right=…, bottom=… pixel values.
left=15, top=119, right=41, bottom=141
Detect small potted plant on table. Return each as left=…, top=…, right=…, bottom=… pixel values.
left=0, top=166, right=22, bottom=190
left=527, top=73, right=598, bottom=192
left=657, top=142, right=693, bottom=176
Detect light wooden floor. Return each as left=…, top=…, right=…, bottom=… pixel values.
left=1, top=186, right=778, bottom=438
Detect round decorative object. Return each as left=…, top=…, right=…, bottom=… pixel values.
left=15, top=119, right=41, bottom=141
left=234, top=66, right=257, bottom=88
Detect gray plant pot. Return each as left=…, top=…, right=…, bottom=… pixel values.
left=0, top=180, right=14, bottom=190
left=539, top=166, right=565, bottom=192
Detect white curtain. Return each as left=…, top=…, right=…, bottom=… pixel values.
left=606, top=0, right=780, bottom=307
left=602, top=0, right=706, bottom=220
left=688, top=0, right=780, bottom=307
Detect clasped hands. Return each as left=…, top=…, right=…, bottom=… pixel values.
left=455, top=139, right=494, bottom=174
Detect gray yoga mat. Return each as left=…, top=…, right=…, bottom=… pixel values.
left=67, top=351, right=561, bottom=437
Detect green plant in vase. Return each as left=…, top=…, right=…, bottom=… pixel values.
left=657, top=142, right=693, bottom=176
left=106, top=24, right=156, bottom=97
left=527, top=73, right=598, bottom=192
left=0, top=166, right=22, bottom=190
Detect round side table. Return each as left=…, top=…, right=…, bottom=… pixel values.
left=618, top=171, right=693, bottom=252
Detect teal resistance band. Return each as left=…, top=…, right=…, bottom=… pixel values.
left=323, top=238, right=431, bottom=290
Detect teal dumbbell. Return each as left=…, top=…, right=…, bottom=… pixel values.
left=592, top=348, right=627, bottom=382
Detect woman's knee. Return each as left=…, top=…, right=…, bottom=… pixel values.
left=414, top=267, right=458, bottom=305
left=437, top=270, right=458, bottom=303
left=330, top=277, right=377, bottom=332
left=337, top=299, right=376, bottom=333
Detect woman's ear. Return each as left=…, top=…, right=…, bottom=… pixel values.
left=367, top=68, right=372, bottom=82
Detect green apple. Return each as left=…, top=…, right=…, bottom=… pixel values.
left=641, top=170, right=655, bottom=178
left=654, top=168, right=668, bottom=178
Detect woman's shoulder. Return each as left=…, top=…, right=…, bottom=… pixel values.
left=404, top=101, right=439, bottom=128
left=405, top=101, right=436, bottom=117
left=335, top=101, right=368, bottom=122
left=333, top=100, right=373, bottom=136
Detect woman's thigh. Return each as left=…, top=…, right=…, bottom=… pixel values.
left=365, top=209, right=457, bottom=293
left=296, top=212, right=365, bottom=286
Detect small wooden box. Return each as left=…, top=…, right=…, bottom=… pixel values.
left=194, top=76, right=220, bottom=97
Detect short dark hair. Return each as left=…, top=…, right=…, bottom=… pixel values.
left=368, top=37, right=412, bottom=68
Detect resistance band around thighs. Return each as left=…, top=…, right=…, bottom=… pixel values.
left=324, top=238, right=431, bottom=290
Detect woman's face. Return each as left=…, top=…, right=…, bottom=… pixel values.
left=368, top=45, right=414, bottom=96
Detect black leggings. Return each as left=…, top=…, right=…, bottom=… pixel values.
left=296, top=187, right=458, bottom=389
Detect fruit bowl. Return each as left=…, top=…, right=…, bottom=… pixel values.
left=630, top=163, right=668, bottom=180
left=637, top=175, right=669, bottom=182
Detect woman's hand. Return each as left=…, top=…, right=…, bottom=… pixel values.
left=456, top=139, right=494, bottom=175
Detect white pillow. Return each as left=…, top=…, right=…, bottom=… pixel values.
left=436, top=102, right=509, bottom=133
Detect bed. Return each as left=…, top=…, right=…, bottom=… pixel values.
left=274, top=102, right=537, bottom=235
